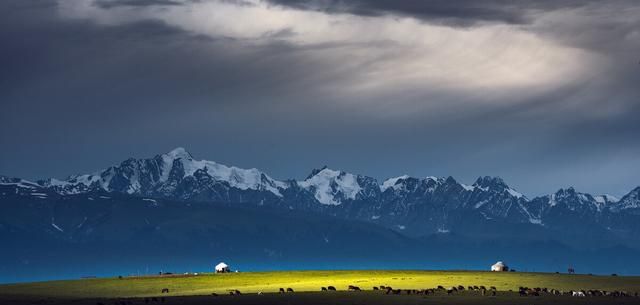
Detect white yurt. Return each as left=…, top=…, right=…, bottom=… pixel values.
left=491, top=261, right=509, bottom=272
left=215, top=262, right=230, bottom=273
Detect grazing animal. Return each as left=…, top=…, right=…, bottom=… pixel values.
left=468, top=286, right=473, bottom=290
left=373, top=286, right=379, bottom=290
left=457, top=285, right=464, bottom=290
left=437, top=285, right=445, bottom=290
left=279, top=288, right=285, bottom=293
left=321, top=287, right=327, bottom=291
left=393, top=289, right=402, bottom=295
left=490, top=286, right=497, bottom=291
left=161, top=288, right=169, bottom=294
left=572, top=291, right=585, bottom=297
left=234, top=290, right=241, bottom=295
left=211, top=293, right=218, bottom=297
left=380, top=285, right=386, bottom=289
left=328, top=286, right=336, bottom=291
left=447, top=289, right=454, bottom=295
left=151, top=297, right=158, bottom=302
left=286, top=288, right=294, bottom=292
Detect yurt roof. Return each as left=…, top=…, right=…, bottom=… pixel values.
left=216, top=262, right=228, bottom=269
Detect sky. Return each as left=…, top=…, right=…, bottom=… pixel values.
left=0, top=0, right=639, bottom=198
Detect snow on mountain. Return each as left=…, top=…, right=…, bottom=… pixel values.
left=380, top=175, right=410, bottom=192
left=612, top=187, right=640, bottom=211
left=298, top=168, right=363, bottom=205
left=39, top=147, right=288, bottom=197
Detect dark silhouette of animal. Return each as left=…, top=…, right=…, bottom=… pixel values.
left=328, top=286, right=336, bottom=291
left=234, top=290, right=241, bottom=295
left=373, top=286, right=379, bottom=290
left=211, top=293, right=218, bottom=297
left=490, top=286, right=497, bottom=291
left=279, top=288, right=285, bottom=293
left=393, top=289, right=401, bottom=295
left=468, top=286, right=473, bottom=290
left=473, top=285, right=479, bottom=290
left=437, top=285, right=445, bottom=290
left=321, top=287, right=327, bottom=291
left=457, top=285, right=464, bottom=290
left=286, top=288, right=294, bottom=292
left=348, top=285, right=361, bottom=291
left=380, top=285, right=386, bottom=289
left=447, top=289, right=454, bottom=295
left=161, top=288, right=169, bottom=294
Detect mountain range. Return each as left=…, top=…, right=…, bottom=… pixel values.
left=2, top=147, right=640, bottom=282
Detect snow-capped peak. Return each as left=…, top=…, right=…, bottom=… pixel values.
left=380, top=175, right=410, bottom=192
left=611, top=187, right=640, bottom=211
left=165, top=147, right=192, bottom=160
left=298, top=168, right=362, bottom=205
left=40, top=148, right=288, bottom=197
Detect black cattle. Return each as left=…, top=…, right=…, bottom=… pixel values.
left=279, top=288, right=285, bottom=293
left=161, top=288, right=169, bottom=294
left=437, top=285, right=445, bottom=290
left=234, top=290, right=241, bottom=295
left=490, top=286, right=497, bottom=291
left=393, top=289, right=402, bottom=295
left=286, top=288, right=294, bottom=292
left=328, top=286, right=336, bottom=291
left=447, top=289, right=454, bottom=295
left=457, top=285, right=464, bottom=290
left=373, top=286, right=379, bottom=290
left=321, top=287, right=327, bottom=291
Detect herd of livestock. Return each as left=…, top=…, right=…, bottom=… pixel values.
left=97, top=284, right=639, bottom=305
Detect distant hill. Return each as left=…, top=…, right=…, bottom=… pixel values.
left=2, top=148, right=640, bottom=282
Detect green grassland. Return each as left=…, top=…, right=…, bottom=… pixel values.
left=1, top=270, right=638, bottom=299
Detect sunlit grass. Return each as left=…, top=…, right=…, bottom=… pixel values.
left=0, top=270, right=638, bottom=298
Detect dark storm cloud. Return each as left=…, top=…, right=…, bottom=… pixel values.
left=0, top=0, right=639, bottom=197
left=93, top=0, right=184, bottom=9
left=264, top=0, right=614, bottom=26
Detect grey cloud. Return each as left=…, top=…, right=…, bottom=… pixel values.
left=264, top=0, right=619, bottom=26
left=0, top=0, right=639, bottom=198
left=93, top=0, right=185, bottom=9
